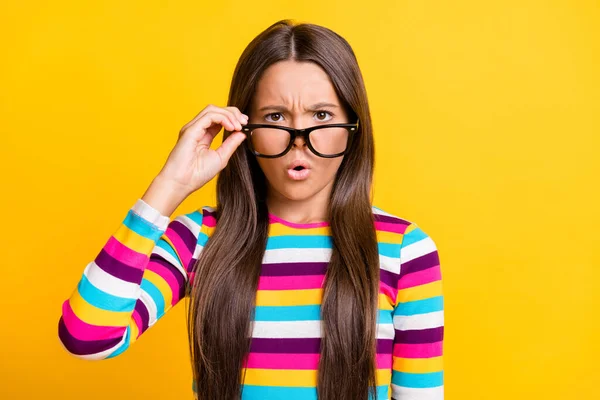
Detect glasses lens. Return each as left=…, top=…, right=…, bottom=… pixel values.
left=250, top=127, right=290, bottom=156
left=250, top=126, right=350, bottom=156
left=310, top=127, right=349, bottom=155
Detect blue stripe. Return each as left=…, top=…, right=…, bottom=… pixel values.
left=254, top=305, right=321, bottom=321
left=266, top=235, right=332, bottom=250
left=402, top=227, right=429, bottom=247
left=140, top=278, right=165, bottom=318
left=106, top=325, right=131, bottom=358
left=378, top=242, right=402, bottom=258
left=186, top=210, right=204, bottom=226
left=392, top=371, right=443, bottom=388
left=197, top=231, right=209, bottom=247
left=123, top=210, right=164, bottom=240
left=241, top=385, right=390, bottom=400
left=77, top=275, right=136, bottom=312
left=253, top=305, right=393, bottom=323
left=394, top=296, right=444, bottom=316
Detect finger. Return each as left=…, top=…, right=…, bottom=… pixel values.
left=214, top=132, right=247, bottom=166
left=225, top=106, right=249, bottom=124
left=183, top=112, right=234, bottom=147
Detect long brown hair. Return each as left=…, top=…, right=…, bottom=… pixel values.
left=186, top=19, right=380, bottom=400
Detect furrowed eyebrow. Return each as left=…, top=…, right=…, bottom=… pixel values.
left=258, top=102, right=339, bottom=113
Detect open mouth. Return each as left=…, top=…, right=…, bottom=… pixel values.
left=293, top=166, right=305, bottom=171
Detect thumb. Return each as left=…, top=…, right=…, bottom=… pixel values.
left=215, top=132, right=246, bottom=163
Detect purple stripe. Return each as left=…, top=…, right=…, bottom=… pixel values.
left=261, top=262, right=328, bottom=276
left=202, top=208, right=217, bottom=219
left=58, top=317, right=122, bottom=355
left=134, top=301, right=150, bottom=334
left=168, top=220, right=197, bottom=255
left=187, top=257, right=197, bottom=274
left=399, top=251, right=440, bottom=279
left=380, top=268, right=399, bottom=289
left=395, top=327, right=444, bottom=344
left=95, top=248, right=145, bottom=284
left=249, top=338, right=394, bottom=354
left=373, top=213, right=411, bottom=225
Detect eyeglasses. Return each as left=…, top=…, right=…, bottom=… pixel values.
left=240, top=120, right=360, bottom=158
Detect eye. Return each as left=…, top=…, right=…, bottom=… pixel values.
left=265, top=112, right=284, bottom=122
left=315, top=110, right=334, bottom=122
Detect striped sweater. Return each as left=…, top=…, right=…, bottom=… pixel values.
left=58, top=199, right=444, bottom=399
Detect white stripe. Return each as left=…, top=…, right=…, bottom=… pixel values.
left=393, top=311, right=444, bottom=331
left=371, top=206, right=398, bottom=218
left=379, top=254, right=400, bottom=274
left=251, top=320, right=394, bottom=339
left=400, top=237, right=437, bottom=264
left=376, top=322, right=395, bottom=340
left=83, top=261, right=140, bottom=299
left=132, top=199, right=170, bottom=231
left=263, top=247, right=332, bottom=263
left=139, top=288, right=158, bottom=327
left=391, top=384, right=444, bottom=399
left=193, top=243, right=206, bottom=259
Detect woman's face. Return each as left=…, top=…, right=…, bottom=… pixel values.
left=248, top=60, right=350, bottom=203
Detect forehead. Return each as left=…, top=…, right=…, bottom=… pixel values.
left=252, top=60, right=339, bottom=106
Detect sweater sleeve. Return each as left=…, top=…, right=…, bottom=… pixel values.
left=58, top=198, right=205, bottom=360
left=391, top=222, right=444, bottom=399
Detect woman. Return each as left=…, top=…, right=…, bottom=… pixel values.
left=58, top=19, right=444, bottom=400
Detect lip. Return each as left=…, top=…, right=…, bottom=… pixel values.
left=287, top=168, right=311, bottom=180
left=286, top=159, right=311, bottom=181
left=287, top=159, right=311, bottom=170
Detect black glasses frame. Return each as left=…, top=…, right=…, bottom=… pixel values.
left=240, top=120, right=360, bottom=158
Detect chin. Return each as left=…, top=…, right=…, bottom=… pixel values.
left=271, top=181, right=321, bottom=202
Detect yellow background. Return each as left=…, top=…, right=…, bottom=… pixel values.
left=1, top=1, right=598, bottom=399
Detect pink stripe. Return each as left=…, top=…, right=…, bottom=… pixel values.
left=104, top=236, right=148, bottom=270
left=243, top=352, right=392, bottom=369
left=268, top=213, right=329, bottom=228
left=203, top=215, right=217, bottom=227
left=375, top=221, right=409, bottom=234
left=165, top=227, right=192, bottom=267
left=244, top=353, right=319, bottom=369
left=379, top=280, right=397, bottom=305
left=132, top=310, right=143, bottom=339
left=61, top=300, right=125, bottom=341
left=376, top=353, right=393, bottom=369
left=257, top=274, right=324, bottom=290
left=394, top=341, right=443, bottom=358
left=398, top=266, right=441, bottom=289
left=147, top=260, right=181, bottom=305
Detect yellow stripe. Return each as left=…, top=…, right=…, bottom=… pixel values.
left=375, top=230, right=404, bottom=244
left=113, top=224, right=157, bottom=255
left=393, top=356, right=443, bottom=373
left=268, top=223, right=331, bottom=237
left=143, top=268, right=173, bottom=312
left=404, top=223, right=417, bottom=235
left=397, top=280, right=443, bottom=303
left=378, top=293, right=394, bottom=311
left=256, top=288, right=323, bottom=306
left=242, top=368, right=391, bottom=387
left=69, top=291, right=132, bottom=326
left=129, top=319, right=140, bottom=344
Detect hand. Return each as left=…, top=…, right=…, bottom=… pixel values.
left=157, top=104, right=248, bottom=197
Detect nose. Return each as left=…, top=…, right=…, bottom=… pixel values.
left=292, top=131, right=308, bottom=149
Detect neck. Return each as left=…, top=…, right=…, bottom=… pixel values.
left=266, top=180, right=333, bottom=225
